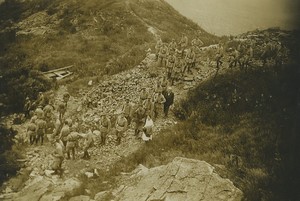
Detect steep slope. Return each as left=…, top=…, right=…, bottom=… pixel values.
left=0, top=0, right=218, bottom=112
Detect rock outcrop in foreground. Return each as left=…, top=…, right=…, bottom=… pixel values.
left=113, top=157, right=243, bottom=201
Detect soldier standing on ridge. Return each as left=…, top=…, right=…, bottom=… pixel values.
left=144, top=97, right=155, bottom=120
left=166, top=54, right=176, bottom=79
left=58, top=101, right=67, bottom=122
left=66, top=131, right=79, bottom=160
left=171, top=55, right=184, bottom=85
left=154, top=91, right=166, bottom=119
left=36, top=118, right=46, bottom=145
left=158, top=43, right=168, bottom=67
left=99, top=113, right=111, bottom=145
left=133, top=103, right=146, bottom=136
left=115, top=110, right=128, bottom=145
left=35, top=105, right=44, bottom=120
left=184, top=48, right=196, bottom=74
left=51, top=138, right=64, bottom=176
left=168, top=38, right=177, bottom=55
left=82, top=127, right=94, bottom=160
left=179, top=33, right=188, bottom=56
left=122, top=99, right=133, bottom=126
left=59, top=119, right=72, bottom=147
left=27, top=116, right=37, bottom=145
left=140, top=88, right=149, bottom=104
left=155, top=38, right=163, bottom=61
left=215, top=43, right=224, bottom=70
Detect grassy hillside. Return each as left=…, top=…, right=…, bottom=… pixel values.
left=0, top=0, right=218, bottom=112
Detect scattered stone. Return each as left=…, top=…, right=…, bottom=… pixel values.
left=69, top=195, right=91, bottom=201
left=94, top=191, right=110, bottom=201
left=85, top=172, right=94, bottom=178
left=44, top=170, right=55, bottom=177
left=85, top=189, right=91, bottom=195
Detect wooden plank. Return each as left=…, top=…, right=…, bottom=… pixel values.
left=42, top=65, right=73, bottom=74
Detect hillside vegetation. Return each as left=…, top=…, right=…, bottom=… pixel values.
left=0, top=0, right=217, bottom=112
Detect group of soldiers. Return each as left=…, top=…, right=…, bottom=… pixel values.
left=214, top=38, right=287, bottom=74
left=153, top=32, right=287, bottom=82
left=155, top=33, right=204, bottom=85
left=24, top=74, right=175, bottom=175
left=22, top=32, right=287, bottom=176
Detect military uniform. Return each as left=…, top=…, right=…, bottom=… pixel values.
left=140, top=89, right=149, bottom=104
left=158, top=45, right=168, bottom=67
left=52, top=140, right=64, bottom=175
left=134, top=105, right=146, bottom=136
left=36, top=119, right=46, bottom=145
left=166, top=54, right=176, bottom=79
left=115, top=114, right=128, bottom=145
left=35, top=107, right=44, bottom=120
left=184, top=49, right=195, bottom=74
left=122, top=101, right=133, bottom=125
left=82, top=130, right=94, bottom=159
left=66, top=132, right=79, bottom=159
left=155, top=39, right=163, bottom=60
left=171, top=58, right=184, bottom=85
left=154, top=92, right=166, bottom=119
left=59, top=124, right=70, bottom=147
left=27, top=121, right=37, bottom=145
left=99, top=115, right=111, bottom=145
left=58, top=102, right=67, bottom=121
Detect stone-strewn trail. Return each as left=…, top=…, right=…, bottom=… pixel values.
left=0, top=52, right=239, bottom=201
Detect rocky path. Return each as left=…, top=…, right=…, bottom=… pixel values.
left=0, top=51, right=225, bottom=200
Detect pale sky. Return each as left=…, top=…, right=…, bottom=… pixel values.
left=165, top=0, right=299, bottom=36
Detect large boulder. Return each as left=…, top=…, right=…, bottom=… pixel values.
left=114, top=157, right=243, bottom=201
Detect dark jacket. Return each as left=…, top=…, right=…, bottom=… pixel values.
left=163, top=91, right=174, bottom=106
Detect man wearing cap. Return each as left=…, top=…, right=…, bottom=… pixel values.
left=140, top=88, right=149, bottom=104
left=27, top=116, right=37, bottom=145
left=35, top=105, right=44, bottom=120
left=58, top=101, right=67, bottom=122
left=184, top=48, right=195, bottom=74
left=122, top=99, right=133, bottom=126
left=133, top=103, right=146, bottom=136
left=158, top=43, right=168, bottom=67
left=82, top=128, right=94, bottom=159
left=168, top=39, right=177, bottom=55
left=51, top=138, right=64, bottom=176
left=115, top=110, right=128, bottom=145
left=162, top=87, right=175, bottom=117
left=99, top=113, right=111, bottom=145
left=155, top=38, right=163, bottom=61
left=171, top=56, right=184, bottom=85
left=166, top=53, right=176, bottom=79
left=66, top=131, right=79, bottom=160
left=36, top=118, right=47, bottom=145
left=144, top=97, right=155, bottom=119
left=179, top=33, right=188, bottom=51
left=59, top=119, right=72, bottom=147
left=154, top=91, right=166, bottom=119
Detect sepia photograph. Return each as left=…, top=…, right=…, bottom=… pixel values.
left=0, top=0, right=299, bottom=200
